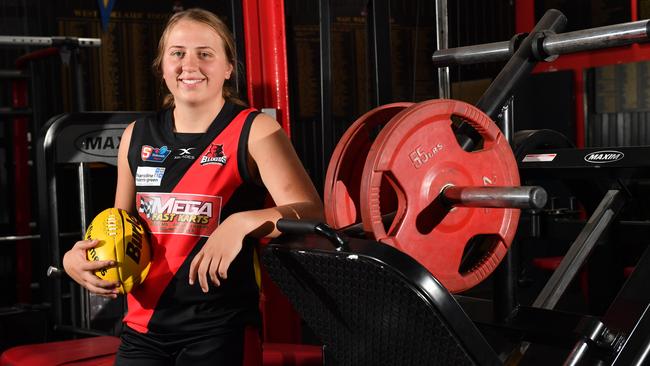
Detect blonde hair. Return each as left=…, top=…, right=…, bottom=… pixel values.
left=152, top=8, right=245, bottom=108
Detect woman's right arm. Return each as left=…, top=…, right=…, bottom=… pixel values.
left=114, top=122, right=136, bottom=211
left=61, top=122, right=136, bottom=298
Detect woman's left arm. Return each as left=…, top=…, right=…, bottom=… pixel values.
left=189, top=113, right=324, bottom=292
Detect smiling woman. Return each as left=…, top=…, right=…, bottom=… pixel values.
left=159, top=19, right=233, bottom=119
left=61, top=7, right=323, bottom=366
left=152, top=8, right=242, bottom=116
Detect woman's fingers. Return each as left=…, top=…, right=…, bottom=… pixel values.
left=85, top=282, right=119, bottom=298
left=81, top=270, right=119, bottom=295
left=197, top=254, right=213, bottom=293
left=189, top=244, right=240, bottom=291
left=218, top=254, right=234, bottom=280
left=208, top=256, right=222, bottom=287
left=83, top=269, right=118, bottom=287
left=188, top=251, right=203, bottom=285
left=189, top=251, right=225, bottom=292
left=75, top=239, right=100, bottom=250
left=83, top=259, right=115, bottom=272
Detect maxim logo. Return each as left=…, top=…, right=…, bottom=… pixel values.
left=584, top=150, right=624, bottom=164
left=74, top=128, right=123, bottom=157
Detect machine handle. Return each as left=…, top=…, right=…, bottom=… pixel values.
left=277, top=219, right=349, bottom=251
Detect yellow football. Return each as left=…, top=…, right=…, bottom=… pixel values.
left=85, top=208, right=151, bottom=294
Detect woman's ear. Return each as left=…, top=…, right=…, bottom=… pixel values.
left=226, top=63, right=234, bottom=80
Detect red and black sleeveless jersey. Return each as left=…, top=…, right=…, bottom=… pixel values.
left=125, top=102, right=265, bottom=335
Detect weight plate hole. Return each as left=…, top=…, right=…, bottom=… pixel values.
left=451, top=115, right=484, bottom=152
left=379, top=173, right=403, bottom=236
left=415, top=195, right=449, bottom=235
left=459, top=234, right=499, bottom=275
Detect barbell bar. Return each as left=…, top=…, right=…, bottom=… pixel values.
left=432, top=19, right=650, bottom=67
left=441, top=185, right=547, bottom=209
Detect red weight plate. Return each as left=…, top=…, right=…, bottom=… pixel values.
left=360, top=99, right=520, bottom=293
left=324, top=103, right=412, bottom=229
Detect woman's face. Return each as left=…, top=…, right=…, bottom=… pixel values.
left=161, top=19, right=233, bottom=107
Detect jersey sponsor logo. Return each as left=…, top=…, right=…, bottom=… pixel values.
left=141, top=145, right=171, bottom=162
left=174, top=147, right=196, bottom=160
left=200, top=143, right=227, bottom=166
left=135, top=166, right=165, bottom=186
left=583, top=150, right=624, bottom=164
left=136, top=192, right=222, bottom=237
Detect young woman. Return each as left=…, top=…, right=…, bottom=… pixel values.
left=63, top=8, right=323, bottom=365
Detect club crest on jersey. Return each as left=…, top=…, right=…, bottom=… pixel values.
left=141, top=145, right=171, bottom=162
left=200, top=143, right=227, bottom=166
left=137, top=193, right=222, bottom=237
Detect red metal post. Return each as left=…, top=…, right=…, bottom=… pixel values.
left=10, top=47, right=59, bottom=303
left=242, top=0, right=264, bottom=109
left=242, top=0, right=292, bottom=134
left=242, top=0, right=302, bottom=344
left=573, top=70, right=585, bottom=148
left=11, top=78, right=32, bottom=303
left=515, top=0, right=535, bottom=34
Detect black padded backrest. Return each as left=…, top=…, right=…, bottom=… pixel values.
left=262, top=235, right=502, bottom=366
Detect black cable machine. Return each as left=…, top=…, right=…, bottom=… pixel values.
left=37, top=112, right=147, bottom=336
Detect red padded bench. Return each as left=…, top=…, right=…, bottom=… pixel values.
left=0, top=336, right=119, bottom=366
left=0, top=335, right=322, bottom=366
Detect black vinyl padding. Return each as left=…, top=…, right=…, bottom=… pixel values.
left=262, top=235, right=502, bottom=366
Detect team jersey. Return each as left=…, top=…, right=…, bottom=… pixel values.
left=124, top=102, right=265, bottom=335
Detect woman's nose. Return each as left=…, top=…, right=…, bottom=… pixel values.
left=181, top=53, right=198, bottom=71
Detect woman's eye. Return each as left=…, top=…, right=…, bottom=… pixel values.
left=171, top=50, right=184, bottom=57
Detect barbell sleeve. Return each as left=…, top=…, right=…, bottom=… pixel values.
left=441, top=185, right=548, bottom=209
left=431, top=39, right=512, bottom=66
left=0, top=36, right=101, bottom=47
left=431, top=19, right=650, bottom=67
left=541, top=20, right=650, bottom=56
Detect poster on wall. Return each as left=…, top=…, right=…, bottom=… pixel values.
left=56, top=1, right=234, bottom=112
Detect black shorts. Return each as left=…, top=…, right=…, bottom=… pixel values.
left=114, top=325, right=257, bottom=366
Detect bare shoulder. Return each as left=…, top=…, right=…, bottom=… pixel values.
left=122, top=121, right=136, bottom=139
left=248, top=112, right=284, bottom=143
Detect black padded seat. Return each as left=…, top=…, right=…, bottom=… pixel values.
left=262, top=234, right=502, bottom=366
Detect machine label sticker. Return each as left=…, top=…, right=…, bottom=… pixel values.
left=141, top=145, right=171, bottom=162
left=522, top=153, right=557, bottom=162
left=136, top=192, right=222, bottom=237
left=200, top=143, right=227, bottom=166
left=135, top=167, right=165, bottom=186
left=583, top=150, right=624, bottom=164
left=174, top=147, right=196, bottom=160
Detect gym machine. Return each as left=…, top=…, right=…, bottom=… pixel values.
left=37, top=112, right=146, bottom=335
left=0, top=36, right=100, bottom=307
left=261, top=9, right=650, bottom=365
